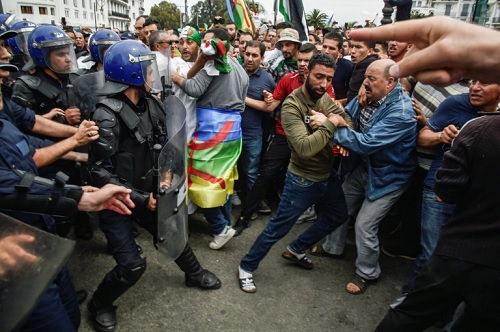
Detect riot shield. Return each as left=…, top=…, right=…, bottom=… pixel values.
left=156, top=95, right=188, bottom=262
left=0, top=213, right=75, bottom=331
left=72, top=70, right=106, bottom=120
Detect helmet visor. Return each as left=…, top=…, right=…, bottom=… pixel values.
left=139, top=53, right=162, bottom=93
left=15, top=30, right=33, bottom=55
left=42, top=43, right=78, bottom=74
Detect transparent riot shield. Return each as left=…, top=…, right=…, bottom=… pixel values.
left=72, top=70, right=106, bottom=120
left=0, top=213, right=75, bottom=331
left=156, top=95, right=188, bottom=262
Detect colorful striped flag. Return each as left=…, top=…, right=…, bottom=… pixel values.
left=325, top=14, right=334, bottom=28
left=276, top=0, right=308, bottom=41
left=187, top=107, right=242, bottom=208
left=226, top=0, right=256, bottom=33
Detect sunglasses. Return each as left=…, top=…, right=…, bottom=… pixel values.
left=169, top=40, right=180, bottom=45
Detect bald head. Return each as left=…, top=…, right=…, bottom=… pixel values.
left=364, top=59, right=398, bottom=102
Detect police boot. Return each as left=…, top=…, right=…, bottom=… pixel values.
left=233, top=214, right=252, bottom=237
left=88, top=259, right=146, bottom=332
left=175, top=243, right=222, bottom=290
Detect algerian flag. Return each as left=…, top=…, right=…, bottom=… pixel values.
left=275, top=0, right=308, bottom=41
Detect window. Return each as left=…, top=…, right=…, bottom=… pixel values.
left=461, top=4, right=469, bottom=17
left=74, top=0, right=78, bottom=7
left=39, top=7, right=48, bottom=15
left=83, top=11, right=87, bottom=19
left=63, top=0, right=67, bottom=4
left=75, top=10, right=79, bottom=18
left=65, top=8, right=70, bottom=17
left=132, top=12, right=136, bottom=19
left=51, top=7, right=55, bottom=15
left=21, top=6, right=34, bottom=14
left=90, top=12, right=94, bottom=19
left=445, top=5, right=451, bottom=16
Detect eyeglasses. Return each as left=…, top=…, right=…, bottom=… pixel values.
left=169, top=40, right=180, bottom=45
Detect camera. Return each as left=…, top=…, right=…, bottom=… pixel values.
left=213, top=17, right=225, bottom=24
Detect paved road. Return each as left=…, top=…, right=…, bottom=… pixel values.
left=70, top=208, right=426, bottom=332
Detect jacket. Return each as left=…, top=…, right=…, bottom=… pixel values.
left=335, top=83, right=417, bottom=200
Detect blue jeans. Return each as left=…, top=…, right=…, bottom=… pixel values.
left=202, top=198, right=232, bottom=235
left=403, top=187, right=456, bottom=293
left=240, top=169, right=348, bottom=273
left=240, top=135, right=263, bottom=193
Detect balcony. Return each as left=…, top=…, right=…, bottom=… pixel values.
left=109, top=11, right=130, bottom=19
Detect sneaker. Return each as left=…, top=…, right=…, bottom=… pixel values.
left=296, top=206, right=317, bottom=224
left=209, top=226, right=236, bottom=250
left=258, top=200, right=271, bottom=214
left=231, top=193, right=242, bottom=206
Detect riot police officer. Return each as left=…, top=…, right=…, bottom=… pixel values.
left=11, top=25, right=93, bottom=239
left=88, top=40, right=221, bottom=332
left=79, top=29, right=120, bottom=74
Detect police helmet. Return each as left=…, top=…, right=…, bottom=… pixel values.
left=0, top=14, right=20, bottom=33
left=104, top=40, right=161, bottom=92
left=89, top=29, right=120, bottom=63
left=8, top=20, right=38, bottom=55
left=28, top=25, right=78, bottom=74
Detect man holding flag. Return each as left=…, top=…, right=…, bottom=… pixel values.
left=172, top=28, right=249, bottom=250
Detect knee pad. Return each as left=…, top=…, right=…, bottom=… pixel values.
left=122, top=257, right=147, bottom=284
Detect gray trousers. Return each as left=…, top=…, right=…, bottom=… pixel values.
left=322, top=163, right=407, bottom=280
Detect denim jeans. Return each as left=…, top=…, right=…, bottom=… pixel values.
left=323, top=163, right=407, bottom=280
left=239, top=135, right=263, bottom=193
left=403, top=187, right=456, bottom=293
left=240, top=169, right=348, bottom=273
left=202, top=198, right=232, bottom=235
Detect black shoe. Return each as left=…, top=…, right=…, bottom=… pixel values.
left=233, top=215, right=252, bottom=237
left=381, top=245, right=418, bottom=260
left=75, top=223, right=93, bottom=240
left=76, top=290, right=88, bottom=304
left=258, top=200, right=272, bottom=214
left=87, top=299, right=117, bottom=332
left=185, top=269, right=222, bottom=289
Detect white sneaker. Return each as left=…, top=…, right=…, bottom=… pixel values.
left=231, top=192, right=242, bottom=206
left=209, top=226, right=236, bottom=250
left=296, top=206, right=317, bottom=224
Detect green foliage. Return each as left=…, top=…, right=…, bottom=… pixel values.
left=150, top=1, right=182, bottom=30
left=306, top=9, right=328, bottom=28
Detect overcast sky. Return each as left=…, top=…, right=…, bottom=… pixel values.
left=143, top=0, right=386, bottom=26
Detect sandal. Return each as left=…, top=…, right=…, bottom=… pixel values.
left=236, top=269, right=257, bottom=293
left=281, top=250, right=314, bottom=269
left=345, top=275, right=377, bottom=295
left=309, top=245, right=345, bottom=259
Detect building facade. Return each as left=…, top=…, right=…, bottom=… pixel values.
left=0, top=0, right=145, bottom=31
left=412, top=0, right=500, bottom=29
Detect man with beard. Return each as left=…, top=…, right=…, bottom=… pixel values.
left=236, top=53, right=352, bottom=293
left=266, top=28, right=301, bottom=83
left=234, top=43, right=335, bottom=234
left=310, top=59, right=417, bottom=295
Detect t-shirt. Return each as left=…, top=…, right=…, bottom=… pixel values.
left=424, top=93, right=478, bottom=188
left=242, top=67, right=276, bottom=137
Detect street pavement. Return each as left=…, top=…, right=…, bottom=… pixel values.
left=70, top=207, right=431, bottom=332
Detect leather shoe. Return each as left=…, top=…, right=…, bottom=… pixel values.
left=76, top=289, right=88, bottom=304
left=185, top=269, right=222, bottom=289
left=87, top=299, right=117, bottom=332
left=233, top=215, right=251, bottom=237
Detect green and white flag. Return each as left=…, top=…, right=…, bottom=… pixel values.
left=275, top=0, right=308, bottom=41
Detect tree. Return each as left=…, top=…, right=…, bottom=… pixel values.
left=150, top=1, right=182, bottom=30
left=190, top=0, right=228, bottom=28
left=306, top=9, right=328, bottom=28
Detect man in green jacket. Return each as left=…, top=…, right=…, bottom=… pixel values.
left=237, top=53, right=353, bottom=293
